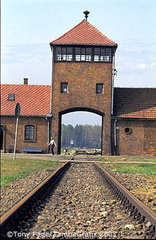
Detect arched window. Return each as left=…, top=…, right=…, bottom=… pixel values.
left=25, top=125, right=35, bottom=140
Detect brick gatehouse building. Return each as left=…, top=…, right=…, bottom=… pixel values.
left=1, top=16, right=156, bottom=156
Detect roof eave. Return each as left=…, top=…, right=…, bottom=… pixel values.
left=1, top=114, right=49, bottom=118
left=50, top=42, right=118, bottom=48
left=112, top=116, right=156, bottom=120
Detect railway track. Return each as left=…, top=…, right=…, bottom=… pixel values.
left=0, top=152, right=156, bottom=239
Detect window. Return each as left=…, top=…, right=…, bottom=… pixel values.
left=54, top=46, right=112, bottom=62
left=25, top=125, right=35, bottom=140
left=8, top=93, right=15, bottom=101
left=61, top=82, right=68, bottom=93
left=75, top=47, right=92, bottom=62
left=96, top=84, right=104, bottom=94
left=125, top=127, right=132, bottom=135
left=94, top=48, right=111, bottom=62
left=55, top=47, right=73, bottom=61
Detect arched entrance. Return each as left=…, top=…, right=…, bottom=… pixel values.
left=58, top=107, right=104, bottom=154
left=50, top=16, right=117, bottom=156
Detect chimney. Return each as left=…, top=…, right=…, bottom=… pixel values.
left=23, top=78, right=28, bottom=85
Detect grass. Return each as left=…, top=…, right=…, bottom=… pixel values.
left=107, top=163, right=156, bottom=176
left=1, top=156, right=156, bottom=186
left=1, top=158, right=59, bottom=186
left=96, top=156, right=156, bottom=162
left=61, top=148, right=75, bottom=154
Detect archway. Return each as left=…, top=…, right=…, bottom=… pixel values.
left=58, top=107, right=104, bottom=154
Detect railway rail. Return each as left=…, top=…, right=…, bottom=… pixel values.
left=0, top=151, right=156, bottom=239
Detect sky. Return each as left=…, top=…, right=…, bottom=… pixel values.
left=62, top=111, right=102, bottom=126
left=1, top=0, right=156, bottom=126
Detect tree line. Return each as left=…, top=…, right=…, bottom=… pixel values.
left=61, top=124, right=102, bottom=149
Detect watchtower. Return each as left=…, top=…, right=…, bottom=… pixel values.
left=50, top=13, right=117, bottom=155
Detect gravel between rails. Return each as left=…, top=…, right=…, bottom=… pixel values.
left=17, top=163, right=154, bottom=239
left=100, top=164, right=156, bottom=213
left=0, top=163, right=63, bottom=216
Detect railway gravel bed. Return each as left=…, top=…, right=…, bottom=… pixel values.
left=101, top=164, right=156, bottom=213
left=0, top=163, right=63, bottom=216
left=17, top=163, right=154, bottom=239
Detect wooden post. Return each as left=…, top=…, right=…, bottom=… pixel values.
left=13, top=116, right=19, bottom=160
left=13, top=103, right=20, bottom=160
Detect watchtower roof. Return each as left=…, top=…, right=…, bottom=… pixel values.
left=50, top=19, right=117, bottom=47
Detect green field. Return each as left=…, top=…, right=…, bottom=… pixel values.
left=105, top=163, right=156, bottom=176
left=97, top=156, right=156, bottom=162
left=1, top=155, right=156, bottom=186
left=1, top=158, right=59, bottom=186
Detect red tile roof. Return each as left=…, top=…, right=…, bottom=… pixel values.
left=113, top=88, right=156, bottom=119
left=2, top=85, right=155, bottom=119
left=1, top=84, right=51, bottom=116
left=50, top=20, right=117, bottom=46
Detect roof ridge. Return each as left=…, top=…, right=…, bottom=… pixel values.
left=114, top=87, right=156, bottom=89
left=50, top=19, right=117, bottom=46
left=50, top=20, right=85, bottom=44
left=86, top=21, right=117, bottom=45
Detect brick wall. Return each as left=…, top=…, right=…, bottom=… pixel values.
left=51, top=62, right=113, bottom=155
left=1, top=116, right=49, bottom=153
left=144, top=121, right=156, bottom=156
left=113, top=88, right=156, bottom=119
left=114, top=119, right=156, bottom=156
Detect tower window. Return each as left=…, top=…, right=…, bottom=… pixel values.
left=55, top=47, right=73, bottom=61
left=25, top=125, right=35, bottom=140
left=61, top=82, right=68, bottom=93
left=94, top=48, right=111, bottom=62
left=54, top=46, right=113, bottom=62
left=96, top=84, right=104, bottom=94
left=75, top=47, right=92, bottom=62
left=8, top=93, right=15, bottom=101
